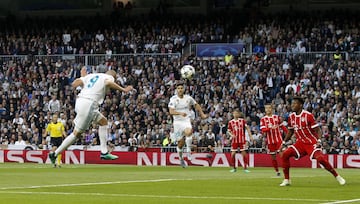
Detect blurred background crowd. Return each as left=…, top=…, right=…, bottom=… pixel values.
left=0, top=6, right=359, bottom=155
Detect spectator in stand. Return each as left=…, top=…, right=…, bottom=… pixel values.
left=14, top=133, right=26, bottom=146
left=48, top=95, right=61, bottom=113
left=328, top=141, right=340, bottom=154
left=12, top=112, right=24, bottom=126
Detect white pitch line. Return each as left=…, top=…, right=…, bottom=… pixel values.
left=0, top=191, right=335, bottom=203
left=0, top=179, right=182, bottom=190
left=321, top=199, right=360, bottom=204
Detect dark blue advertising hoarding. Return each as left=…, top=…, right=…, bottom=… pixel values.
left=196, top=43, right=244, bottom=57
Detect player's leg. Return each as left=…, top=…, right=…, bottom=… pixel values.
left=312, top=150, right=346, bottom=185
left=50, top=138, right=58, bottom=167
left=177, top=138, right=185, bottom=158
left=177, top=137, right=186, bottom=167
left=270, top=153, right=280, bottom=176
left=54, top=138, right=63, bottom=167
left=173, top=121, right=187, bottom=167
left=269, top=143, right=281, bottom=176
left=229, top=142, right=238, bottom=172
left=240, top=147, right=250, bottom=173
left=51, top=129, right=80, bottom=164
left=50, top=129, right=79, bottom=165
left=184, top=127, right=193, bottom=161
left=229, top=150, right=237, bottom=172
left=97, top=115, right=118, bottom=160
left=57, top=152, right=62, bottom=167
left=280, top=146, right=298, bottom=186
left=50, top=98, right=93, bottom=164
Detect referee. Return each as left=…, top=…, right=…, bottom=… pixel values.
left=44, top=113, right=66, bottom=168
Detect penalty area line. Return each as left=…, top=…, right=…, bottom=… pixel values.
left=0, top=191, right=335, bottom=202
left=0, top=179, right=186, bottom=190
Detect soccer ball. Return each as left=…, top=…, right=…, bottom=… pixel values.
left=180, top=65, right=195, bottom=79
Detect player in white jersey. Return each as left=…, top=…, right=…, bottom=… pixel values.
left=168, top=82, right=207, bottom=167
left=49, top=69, right=133, bottom=164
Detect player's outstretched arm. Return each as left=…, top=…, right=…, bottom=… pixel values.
left=105, top=80, right=134, bottom=93
left=194, top=103, right=207, bottom=119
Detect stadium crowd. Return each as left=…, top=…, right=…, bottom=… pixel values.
left=0, top=9, right=359, bottom=155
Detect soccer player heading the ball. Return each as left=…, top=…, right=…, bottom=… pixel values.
left=280, top=96, right=346, bottom=186
left=49, top=69, right=134, bottom=164
left=168, top=81, right=207, bottom=168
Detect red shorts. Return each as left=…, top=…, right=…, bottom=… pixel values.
left=289, top=141, right=321, bottom=159
left=231, top=142, right=247, bottom=151
left=267, top=141, right=282, bottom=154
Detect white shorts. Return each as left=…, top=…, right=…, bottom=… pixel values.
left=74, top=97, right=103, bottom=132
left=171, top=120, right=192, bottom=142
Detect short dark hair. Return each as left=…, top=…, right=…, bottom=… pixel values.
left=292, top=96, right=304, bottom=104
left=175, top=80, right=185, bottom=87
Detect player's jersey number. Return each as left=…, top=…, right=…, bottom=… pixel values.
left=87, top=75, right=99, bottom=88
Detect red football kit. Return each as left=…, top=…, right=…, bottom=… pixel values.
left=287, top=110, right=319, bottom=158
left=228, top=118, right=248, bottom=151
left=260, top=114, right=286, bottom=153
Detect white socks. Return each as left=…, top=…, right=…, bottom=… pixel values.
left=176, top=146, right=183, bottom=153
left=185, top=137, right=193, bottom=153
left=99, top=125, right=108, bottom=154
left=176, top=146, right=183, bottom=160
left=54, top=133, right=77, bottom=156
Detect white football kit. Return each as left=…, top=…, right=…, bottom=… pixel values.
left=74, top=73, right=113, bottom=132
left=168, top=94, right=196, bottom=142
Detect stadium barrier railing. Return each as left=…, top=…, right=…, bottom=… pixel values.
left=1, top=51, right=359, bottom=66
left=0, top=53, right=182, bottom=66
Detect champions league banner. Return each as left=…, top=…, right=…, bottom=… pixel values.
left=196, top=43, right=245, bottom=57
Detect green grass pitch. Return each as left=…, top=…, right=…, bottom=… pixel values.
left=0, top=163, right=358, bottom=204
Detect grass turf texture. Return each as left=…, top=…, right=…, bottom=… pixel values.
left=0, top=163, right=357, bottom=204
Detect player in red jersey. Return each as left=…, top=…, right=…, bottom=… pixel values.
left=260, top=104, right=288, bottom=176
left=227, top=109, right=254, bottom=173
left=280, top=96, right=346, bottom=186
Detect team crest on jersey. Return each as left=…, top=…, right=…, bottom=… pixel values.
left=301, top=117, right=305, bottom=122
left=292, top=119, right=299, bottom=131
